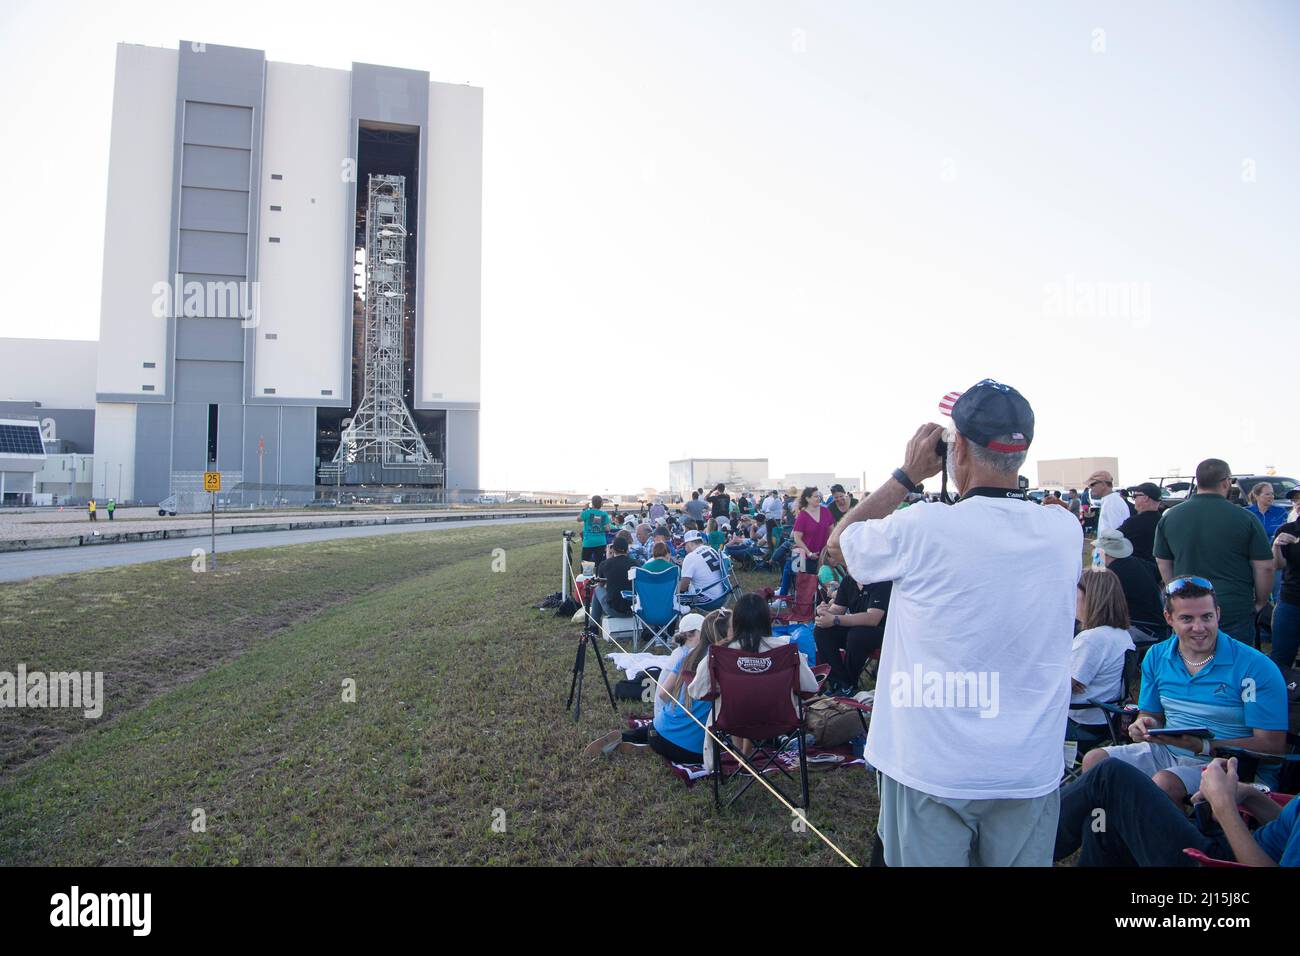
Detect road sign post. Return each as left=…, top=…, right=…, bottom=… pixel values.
left=204, top=472, right=221, bottom=569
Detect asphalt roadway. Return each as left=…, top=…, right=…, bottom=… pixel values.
left=0, top=514, right=566, bottom=584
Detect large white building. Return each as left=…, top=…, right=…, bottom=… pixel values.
left=668, top=458, right=769, bottom=498
left=34, top=40, right=483, bottom=504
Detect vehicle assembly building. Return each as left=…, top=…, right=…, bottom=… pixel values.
left=1, top=41, right=482, bottom=505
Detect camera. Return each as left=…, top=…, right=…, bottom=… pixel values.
left=563, top=530, right=575, bottom=539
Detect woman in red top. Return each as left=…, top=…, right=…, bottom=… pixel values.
left=792, top=486, right=835, bottom=575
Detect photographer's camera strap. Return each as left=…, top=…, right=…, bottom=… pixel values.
left=956, top=487, right=1029, bottom=503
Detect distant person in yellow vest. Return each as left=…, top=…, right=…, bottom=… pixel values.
left=107, top=499, right=116, bottom=521
left=88, top=498, right=97, bottom=522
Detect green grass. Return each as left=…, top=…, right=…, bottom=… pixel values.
left=0, top=522, right=876, bottom=866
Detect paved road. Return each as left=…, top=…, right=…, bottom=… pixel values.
left=0, top=515, right=566, bottom=584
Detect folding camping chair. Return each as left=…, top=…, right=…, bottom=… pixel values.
left=770, top=572, right=817, bottom=625
left=698, top=643, right=815, bottom=811
left=625, top=564, right=686, bottom=653
left=1060, top=648, right=1141, bottom=781
left=1082, top=648, right=1142, bottom=747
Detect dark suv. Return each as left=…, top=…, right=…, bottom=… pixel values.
left=1232, top=475, right=1299, bottom=502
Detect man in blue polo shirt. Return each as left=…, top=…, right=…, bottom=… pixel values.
left=1079, top=576, right=1288, bottom=804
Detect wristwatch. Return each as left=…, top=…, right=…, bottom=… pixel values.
left=891, top=468, right=919, bottom=494
left=833, top=615, right=841, bottom=627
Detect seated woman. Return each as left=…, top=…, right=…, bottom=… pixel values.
left=812, top=571, right=891, bottom=697
left=650, top=527, right=679, bottom=562
left=687, top=594, right=819, bottom=770
left=1068, top=568, right=1135, bottom=749
left=706, top=518, right=727, bottom=552
left=641, top=541, right=676, bottom=573
left=583, top=611, right=720, bottom=763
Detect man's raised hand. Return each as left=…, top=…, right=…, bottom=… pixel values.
left=902, top=423, right=946, bottom=485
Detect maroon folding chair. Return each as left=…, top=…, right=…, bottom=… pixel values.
left=771, top=573, right=818, bottom=625
left=698, top=643, right=814, bottom=810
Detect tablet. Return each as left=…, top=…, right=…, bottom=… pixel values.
left=1145, top=727, right=1214, bottom=740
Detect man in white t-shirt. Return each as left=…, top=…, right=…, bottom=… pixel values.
left=825, top=379, right=1082, bottom=867
left=1088, top=470, right=1131, bottom=538
left=678, top=530, right=727, bottom=610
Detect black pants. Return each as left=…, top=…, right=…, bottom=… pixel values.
left=813, top=623, right=883, bottom=689
left=622, top=724, right=703, bottom=764
left=1054, top=759, right=1229, bottom=866
left=581, top=546, right=605, bottom=567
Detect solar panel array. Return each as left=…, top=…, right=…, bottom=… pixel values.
left=0, top=423, right=45, bottom=455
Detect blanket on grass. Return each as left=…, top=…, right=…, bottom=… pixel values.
left=624, top=715, right=867, bottom=785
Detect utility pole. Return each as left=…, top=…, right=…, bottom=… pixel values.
left=257, top=435, right=265, bottom=509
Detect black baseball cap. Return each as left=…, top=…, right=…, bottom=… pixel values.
left=1130, top=482, right=1163, bottom=500
left=950, top=379, right=1034, bottom=452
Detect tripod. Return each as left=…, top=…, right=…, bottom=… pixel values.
left=565, top=573, right=618, bottom=723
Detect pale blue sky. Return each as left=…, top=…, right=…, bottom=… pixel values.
left=2, top=1, right=1296, bottom=492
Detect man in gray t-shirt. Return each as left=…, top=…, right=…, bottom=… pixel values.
left=683, top=491, right=708, bottom=524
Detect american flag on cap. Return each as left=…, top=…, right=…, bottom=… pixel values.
left=938, top=391, right=962, bottom=417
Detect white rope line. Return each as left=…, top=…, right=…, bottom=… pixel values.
left=567, top=559, right=859, bottom=867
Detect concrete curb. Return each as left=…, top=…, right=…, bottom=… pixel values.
left=0, top=511, right=574, bottom=554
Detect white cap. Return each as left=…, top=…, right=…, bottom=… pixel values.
left=683, top=530, right=704, bottom=543
left=679, top=613, right=706, bottom=633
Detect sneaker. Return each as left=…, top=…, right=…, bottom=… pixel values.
left=583, top=730, right=621, bottom=758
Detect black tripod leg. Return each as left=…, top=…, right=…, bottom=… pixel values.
left=571, top=635, right=587, bottom=722
left=567, top=628, right=585, bottom=711
left=589, top=629, right=618, bottom=713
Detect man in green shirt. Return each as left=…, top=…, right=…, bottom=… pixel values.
left=1154, top=458, right=1273, bottom=645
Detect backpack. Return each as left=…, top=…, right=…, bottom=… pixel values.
left=614, top=666, right=663, bottom=703
left=803, top=695, right=867, bottom=748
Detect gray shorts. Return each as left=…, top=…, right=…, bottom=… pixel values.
left=1099, top=741, right=1206, bottom=794
left=875, top=772, right=1060, bottom=867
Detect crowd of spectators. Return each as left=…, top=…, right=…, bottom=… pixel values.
left=575, top=383, right=1300, bottom=868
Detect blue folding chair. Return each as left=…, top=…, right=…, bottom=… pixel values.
left=626, top=564, right=687, bottom=653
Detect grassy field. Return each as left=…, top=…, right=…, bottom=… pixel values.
left=0, top=521, right=876, bottom=866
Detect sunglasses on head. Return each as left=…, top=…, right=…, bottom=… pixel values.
left=1165, top=576, right=1215, bottom=596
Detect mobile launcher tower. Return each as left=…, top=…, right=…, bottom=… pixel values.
left=325, top=174, right=440, bottom=485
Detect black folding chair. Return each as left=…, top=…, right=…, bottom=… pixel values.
left=1088, top=648, right=1143, bottom=747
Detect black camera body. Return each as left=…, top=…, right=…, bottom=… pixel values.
left=563, top=530, right=576, bottom=539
